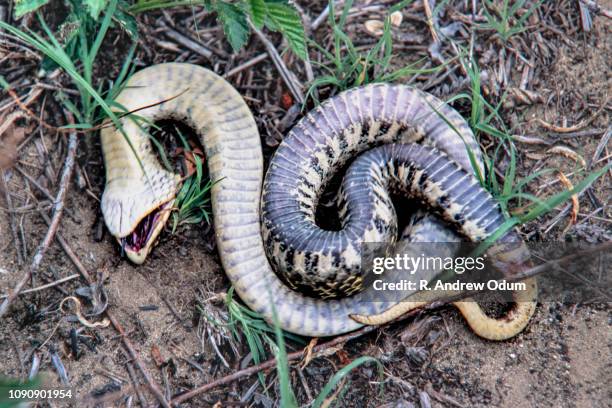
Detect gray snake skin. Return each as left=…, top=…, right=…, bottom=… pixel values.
left=101, top=63, right=536, bottom=339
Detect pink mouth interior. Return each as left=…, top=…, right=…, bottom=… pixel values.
left=121, top=201, right=171, bottom=252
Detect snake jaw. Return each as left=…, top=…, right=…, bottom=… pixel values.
left=101, top=169, right=180, bottom=264
left=119, top=199, right=175, bottom=264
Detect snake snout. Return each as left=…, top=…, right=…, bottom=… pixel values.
left=101, top=170, right=180, bottom=264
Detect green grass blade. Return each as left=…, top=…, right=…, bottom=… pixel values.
left=0, top=19, right=147, bottom=175
left=129, top=0, right=202, bottom=13
left=312, top=356, right=384, bottom=408
left=88, top=0, right=118, bottom=64
left=270, top=302, right=298, bottom=408
left=518, top=165, right=609, bottom=223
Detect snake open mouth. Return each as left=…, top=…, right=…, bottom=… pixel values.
left=119, top=200, right=174, bottom=264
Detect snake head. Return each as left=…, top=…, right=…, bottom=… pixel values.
left=101, top=167, right=180, bottom=264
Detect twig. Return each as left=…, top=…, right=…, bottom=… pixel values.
left=251, top=24, right=305, bottom=105
left=39, top=214, right=172, bottom=408
left=423, top=0, right=440, bottom=43
left=161, top=23, right=214, bottom=60
left=125, top=357, right=148, bottom=408
left=0, top=70, right=61, bottom=132
left=311, top=1, right=335, bottom=31
left=0, top=171, right=23, bottom=265
left=224, top=53, right=268, bottom=78
left=16, top=166, right=80, bottom=223
left=0, top=112, right=77, bottom=318
left=171, top=323, right=379, bottom=405
left=553, top=128, right=605, bottom=139
left=0, top=273, right=79, bottom=299
left=3, top=84, right=189, bottom=135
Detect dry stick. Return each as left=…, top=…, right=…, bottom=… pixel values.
left=0, top=273, right=79, bottom=299
left=39, top=214, right=172, bottom=408
left=125, top=358, right=149, bottom=408
left=251, top=24, right=305, bottom=105
left=3, top=83, right=188, bottom=135
left=171, top=323, right=379, bottom=405
left=171, top=241, right=611, bottom=405
left=310, top=1, right=334, bottom=31
left=15, top=166, right=80, bottom=223
left=0, top=114, right=77, bottom=317
left=0, top=171, right=23, bottom=265
left=422, top=0, right=440, bottom=43
left=162, top=23, right=214, bottom=60
left=224, top=53, right=268, bottom=79
left=0, top=70, right=61, bottom=134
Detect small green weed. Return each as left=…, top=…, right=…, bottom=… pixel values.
left=130, top=0, right=307, bottom=58
left=148, top=124, right=215, bottom=232
left=305, top=0, right=440, bottom=104
left=171, top=153, right=215, bottom=233
left=269, top=300, right=384, bottom=407
left=201, top=288, right=383, bottom=401
left=0, top=1, right=143, bottom=168
left=443, top=50, right=609, bottom=243
left=223, top=288, right=303, bottom=385
left=477, top=0, right=543, bottom=42
left=14, top=0, right=138, bottom=58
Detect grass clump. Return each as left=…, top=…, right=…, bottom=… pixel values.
left=269, top=301, right=383, bottom=407
left=171, top=155, right=214, bottom=233
left=306, top=0, right=439, bottom=104
left=0, top=0, right=142, bottom=167
left=477, top=0, right=543, bottom=42
left=164, top=127, right=216, bottom=232
left=200, top=289, right=384, bottom=405
left=223, top=288, right=303, bottom=385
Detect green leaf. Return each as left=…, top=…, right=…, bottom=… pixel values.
left=113, top=7, right=140, bottom=39
left=247, top=0, right=266, bottom=29
left=85, top=0, right=109, bottom=20
left=14, top=0, right=49, bottom=18
left=264, top=2, right=307, bottom=60
left=214, top=1, right=250, bottom=51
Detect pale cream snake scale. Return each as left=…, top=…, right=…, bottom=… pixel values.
left=100, top=62, right=536, bottom=340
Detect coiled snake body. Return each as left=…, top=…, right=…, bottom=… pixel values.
left=101, top=63, right=536, bottom=339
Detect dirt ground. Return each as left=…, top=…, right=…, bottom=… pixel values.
left=0, top=1, right=610, bottom=407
